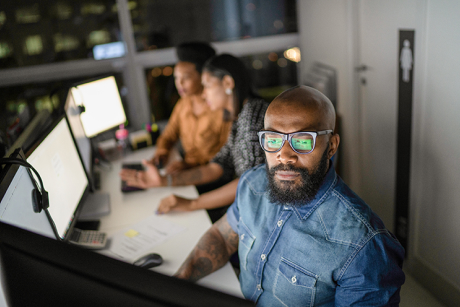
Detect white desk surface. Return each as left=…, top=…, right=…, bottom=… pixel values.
left=96, top=146, right=242, bottom=298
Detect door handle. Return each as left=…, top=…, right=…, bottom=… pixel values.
left=355, top=64, right=372, bottom=72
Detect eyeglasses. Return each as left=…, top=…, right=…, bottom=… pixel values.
left=257, top=130, right=333, bottom=154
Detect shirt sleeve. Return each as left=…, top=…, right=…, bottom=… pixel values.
left=335, top=232, right=405, bottom=306
left=155, top=99, right=183, bottom=152
left=226, top=201, right=239, bottom=234
left=211, top=123, right=236, bottom=181
left=226, top=166, right=256, bottom=233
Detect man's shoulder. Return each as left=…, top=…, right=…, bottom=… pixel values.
left=239, top=164, right=268, bottom=194
left=317, top=179, right=389, bottom=243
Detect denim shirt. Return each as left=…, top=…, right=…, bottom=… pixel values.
left=227, top=163, right=405, bottom=306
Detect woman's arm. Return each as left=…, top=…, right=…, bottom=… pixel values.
left=119, top=161, right=223, bottom=189
left=151, top=100, right=184, bottom=165
left=170, top=162, right=223, bottom=186
left=157, top=178, right=238, bottom=214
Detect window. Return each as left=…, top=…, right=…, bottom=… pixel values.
left=0, top=0, right=121, bottom=68
left=132, top=0, right=297, bottom=52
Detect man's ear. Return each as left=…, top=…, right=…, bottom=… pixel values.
left=222, top=75, right=235, bottom=90
left=327, top=134, right=340, bottom=160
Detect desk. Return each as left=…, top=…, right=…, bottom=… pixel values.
left=96, top=146, right=243, bottom=298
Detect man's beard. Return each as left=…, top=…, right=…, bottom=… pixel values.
left=266, top=146, right=330, bottom=207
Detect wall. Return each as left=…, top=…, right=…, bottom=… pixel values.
left=409, top=1, right=460, bottom=305
left=297, top=0, right=460, bottom=305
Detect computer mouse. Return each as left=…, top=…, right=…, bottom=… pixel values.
left=133, top=253, right=163, bottom=269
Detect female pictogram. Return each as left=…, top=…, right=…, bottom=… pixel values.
left=400, top=39, right=413, bottom=82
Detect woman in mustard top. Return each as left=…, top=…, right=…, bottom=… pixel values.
left=151, top=42, right=232, bottom=174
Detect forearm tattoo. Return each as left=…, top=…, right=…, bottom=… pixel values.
left=188, top=257, right=213, bottom=281
left=177, top=217, right=238, bottom=282
left=216, top=217, right=239, bottom=254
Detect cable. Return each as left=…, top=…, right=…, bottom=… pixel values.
left=0, top=157, right=63, bottom=241
left=44, top=208, right=62, bottom=241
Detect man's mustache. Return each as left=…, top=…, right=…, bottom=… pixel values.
left=269, top=163, right=304, bottom=173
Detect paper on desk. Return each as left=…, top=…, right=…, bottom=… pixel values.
left=109, top=214, right=186, bottom=260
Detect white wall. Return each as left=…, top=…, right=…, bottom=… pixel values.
left=409, top=1, right=460, bottom=304
left=297, top=1, right=460, bottom=305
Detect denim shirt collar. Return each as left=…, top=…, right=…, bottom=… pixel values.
left=287, top=160, right=338, bottom=221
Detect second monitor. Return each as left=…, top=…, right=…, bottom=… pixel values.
left=70, top=75, right=127, bottom=139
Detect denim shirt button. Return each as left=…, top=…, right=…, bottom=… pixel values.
left=257, top=284, right=262, bottom=290
left=261, top=254, right=266, bottom=260
left=291, top=276, right=297, bottom=283
left=240, top=234, right=245, bottom=240
left=277, top=220, right=283, bottom=227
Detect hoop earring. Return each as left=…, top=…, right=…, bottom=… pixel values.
left=225, top=88, right=232, bottom=95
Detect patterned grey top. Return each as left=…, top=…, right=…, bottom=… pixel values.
left=211, top=98, right=269, bottom=182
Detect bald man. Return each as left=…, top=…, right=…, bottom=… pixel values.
left=175, top=86, right=405, bottom=306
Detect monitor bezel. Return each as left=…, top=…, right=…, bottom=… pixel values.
left=0, top=221, right=254, bottom=307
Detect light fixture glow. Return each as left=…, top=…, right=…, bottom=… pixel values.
left=284, top=47, right=301, bottom=63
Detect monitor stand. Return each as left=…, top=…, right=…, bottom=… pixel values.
left=77, top=192, right=111, bottom=221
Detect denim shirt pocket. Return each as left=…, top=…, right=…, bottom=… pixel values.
left=237, top=220, right=256, bottom=271
left=273, top=257, right=318, bottom=307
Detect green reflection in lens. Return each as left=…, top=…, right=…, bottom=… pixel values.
left=266, top=137, right=283, bottom=149
left=292, top=138, right=312, bottom=151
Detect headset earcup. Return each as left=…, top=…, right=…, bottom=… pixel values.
left=32, top=188, right=42, bottom=213
left=41, top=190, right=49, bottom=210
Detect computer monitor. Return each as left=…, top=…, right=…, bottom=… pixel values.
left=71, top=75, right=127, bottom=138
left=26, top=117, right=90, bottom=239
left=0, top=221, right=253, bottom=306
left=64, top=90, right=112, bottom=220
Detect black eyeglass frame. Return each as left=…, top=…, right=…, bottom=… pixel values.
left=257, top=130, right=334, bottom=154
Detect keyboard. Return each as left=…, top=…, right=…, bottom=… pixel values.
left=121, top=163, right=145, bottom=193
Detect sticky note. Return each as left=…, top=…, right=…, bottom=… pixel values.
left=125, top=229, right=139, bottom=238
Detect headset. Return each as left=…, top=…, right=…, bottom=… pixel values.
left=1, top=153, right=61, bottom=240
left=0, top=157, right=49, bottom=213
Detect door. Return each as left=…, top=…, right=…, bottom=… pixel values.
left=355, top=0, right=419, bottom=232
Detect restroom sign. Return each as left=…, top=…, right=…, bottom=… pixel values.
left=395, top=30, right=415, bottom=254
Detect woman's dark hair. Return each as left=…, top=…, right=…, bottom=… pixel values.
left=203, top=54, right=256, bottom=115
left=176, top=42, right=216, bottom=73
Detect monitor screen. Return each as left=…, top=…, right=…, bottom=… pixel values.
left=26, top=117, right=89, bottom=239
left=0, top=221, right=254, bottom=307
left=71, top=76, right=127, bottom=138
left=65, top=90, right=92, bottom=175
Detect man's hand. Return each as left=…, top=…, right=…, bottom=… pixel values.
left=119, top=159, right=163, bottom=188
left=157, top=195, right=196, bottom=214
